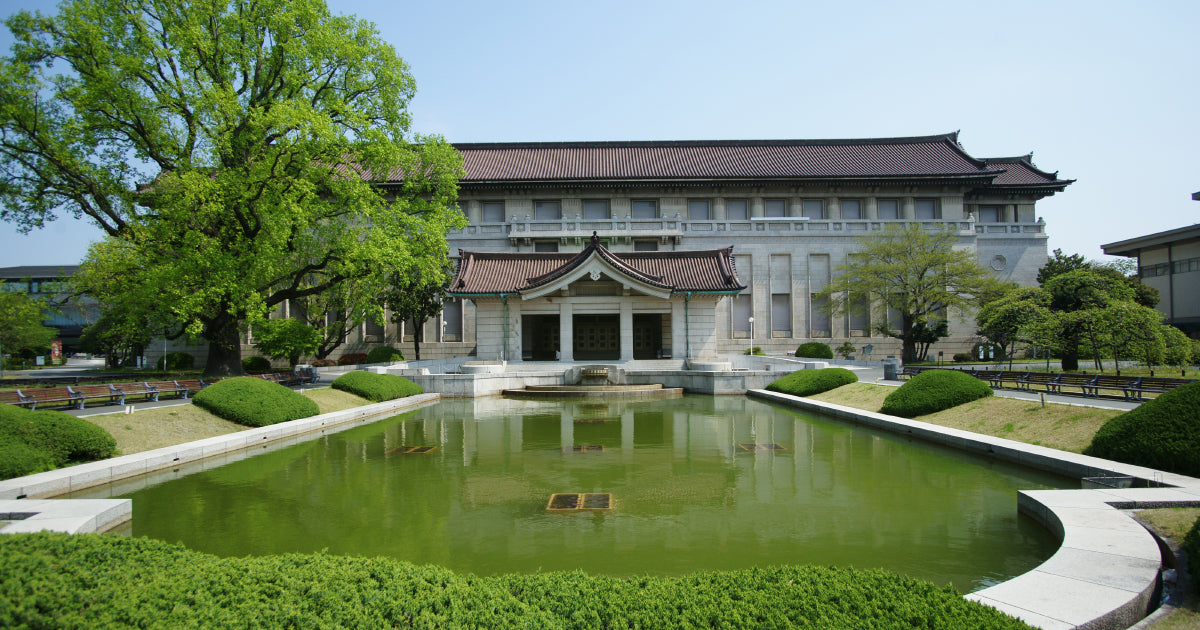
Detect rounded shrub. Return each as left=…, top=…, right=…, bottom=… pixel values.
left=0, top=405, right=118, bottom=480
left=1083, top=381, right=1200, bottom=477
left=331, top=371, right=424, bottom=402
left=364, top=346, right=405, bottom=364
left=192, top=377, right=319, bottom=427
left=337, top=353, right=368, bottom=366
left=766, top=368, right=858, bottom=397
left=156, top=351, right=195, bottom=371
left=795, top=342, right=834, bottom=359
left=879, top=369, right=993, bottom=418
left=241, top=356, right=272, bottom=374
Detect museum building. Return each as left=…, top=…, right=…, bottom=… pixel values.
left=428, top=132, right=1071, bottom=363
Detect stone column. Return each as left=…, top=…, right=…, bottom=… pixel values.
left=865, top=197, right=878, bottom=220
left=671, top=299, right=687, bottom=360
left=902, top=197, right=915, bottom=220
left=828, top=197, right=841, bottom=221
left=620, top=301, right=634, bottom=361
left=714, top=198, right=726, bottom=221
left=560, top=303, right=574, bottom=362
left=750, top=198, right=764, bottom=218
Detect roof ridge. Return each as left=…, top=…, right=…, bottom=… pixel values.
left=452, top=133, right=960, bottom=151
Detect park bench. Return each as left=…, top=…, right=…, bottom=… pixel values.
left=114, top=382, right=162, bottom=403
left=173, top=379, right=209, bottom=397
left=66, top=384, right=127, bottom=407
left=898, top=366, right=922, bottom=380
left=1052, top=373, right=1099, bottom=396
left=11, top=386, right=84, bottom=410
left=1120, top=376, right=1195, bottom=401
left=1079, top=374, right=1134, bottom=398
left=985, top=371, right=1029, bottom=390
left=147, top=380, right=192, bottom=400
left=0, top=390, right=37, bottom=408
left=294, top=366, right=320, bottom=384
left=1017, top=372, right=1061, bottom=393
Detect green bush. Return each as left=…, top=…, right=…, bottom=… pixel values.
left=742, top=346, right=764, bottom=356
left=1083, top=381, right=1200, bottom=477
left=192, top=377, right=319, bottom=427
left=795, top=342, right=833, bottom=359
left=241, top=356, right=272, bottom=374
left=0, top=405, right=118, bottom=480
left=364, top=346, right=405, bottom=364
left=331, top=371, right=423, bottom=402
left=338, top=353, right=368, bottom=366
left=766, top=368, right=858, bottom=397
left=0, top=533, right=1035, bottom=629
left=1184, top=516, right=1200, bottom=597
left=879, top=369, right=993, bottom=418
left=156, top=351, right=195, bottom=371
left=953, top=353, right=973, bottom=363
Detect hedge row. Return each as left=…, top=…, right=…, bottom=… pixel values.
left=0, top=533, right=1033, bottom=629
left=879, top=369, right=993, bottom=418
left=0, top=405, right=117, bottom=480
left=766, top=368, right=859, bottom=397
left=795, top=342, right=834, bottom=359
left=364, top=346, right=405, bottom=363
left=192, top=377, right=319, bottom=427
left=1084, top=381, right=1200, bottom=477
left=331, top=371, right=423, bottom=402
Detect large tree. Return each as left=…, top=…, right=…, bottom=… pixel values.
left=817, top=224, right=998, bottom=363
left=0, top=0, right=464, bottom=375
left=0, top=291, right=57, bottom=359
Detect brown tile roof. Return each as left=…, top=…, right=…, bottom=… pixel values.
left=449, top=235, right=744, bottom=296
left=980, top=155, right=1071, bottom=187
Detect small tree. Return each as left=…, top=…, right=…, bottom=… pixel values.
left=976, top=287, right=1049, bottom=369
left=835, top=341, right=856, bottom=360
left=78, top=307, right=152, bottom=369
left=382, top=268, right=449, bottom=362
left=0, top=292, right=56, bottom=360
left=253, top=318, right=322, bottom=367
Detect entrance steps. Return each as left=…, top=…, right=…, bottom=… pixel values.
left=502, top=383, right=684, bottom=399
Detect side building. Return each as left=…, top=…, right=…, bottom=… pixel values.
left=430, top=132, right=1070, bottom=363
left=1103, top=222, right=1200, bottom=337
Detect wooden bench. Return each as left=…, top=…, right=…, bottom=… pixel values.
left=114, top=382, right=161, bottom=403
left=294, top=366, right=320, bottom=384
left=147, top=380, right=192, bottom=400
left=13, top=386, right=84, bottom=410
left=1121, top=376, right=1195, bottom=400
left=898, top=366, right=923, bottom=380
left=67, top=384, right=126, bottom=407
left=0, top=390, right=37, bottom=408
left=985, top=371, right=1030, bottom=390
left=1017, top=372, right=1061, bottom=393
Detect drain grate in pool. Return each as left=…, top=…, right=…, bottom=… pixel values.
left=574, top=418, right=611, bottom=424
left=570, top=444, right=605, bottom=453
left=738, top=443, right=786, bottom=452
left=386, top=445, right=438, bottom=455
left=546, top=493, right=612, bottom=511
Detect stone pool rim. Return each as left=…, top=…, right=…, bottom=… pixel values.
left=3, top=389, right=1197, bottom=630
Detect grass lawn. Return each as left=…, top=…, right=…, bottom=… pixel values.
left=807, top=382, right=1123, bottom=453
left=81, top=386, right=372, bottom=455
left=1134, top=508, right=1200, bottom=629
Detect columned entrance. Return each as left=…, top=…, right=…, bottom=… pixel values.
left=633, top=314, right=663, bottom=359
left=573, top=314, right=620, bottom=361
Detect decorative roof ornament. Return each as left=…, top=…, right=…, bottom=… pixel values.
left=590, top=231, right=600, bottom=247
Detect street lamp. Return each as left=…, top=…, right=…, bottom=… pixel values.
left=441, top=319, right=447, bottom=373
left=747, top=317, right=754, bottom=357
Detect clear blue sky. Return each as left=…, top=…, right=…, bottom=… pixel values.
left=0, top=0, right=1196, bottom=267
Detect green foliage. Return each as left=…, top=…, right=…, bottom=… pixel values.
left=0, top=405, right=117, bottom=480
left=338, top=353, right=368, bottom=366
left=817, top=224, right=999, bottom=363
left=880, top=369, right=994, bottom=418
left=0, top=291, right=56, bottom=356
left=976, top=286, right=1048, bottom=362
left=835, top=341, right=856, bottom=359
left=795, top=342, right=834, bottom=359
left=2, top=0, right=466, bottom=377
left=192, top=377, right=319, bottom=427
left=742, top=346, right=764, bottom=356
left=1083, top=382, right=1200, bottom=476
left=0, top=532, right=1034, bottom=629
left=1037, top=248, right=1089, bottom=286
left=252, top=318, right=322, bottom=367
left=382, top=265, right=450, bottom=361
left=1185, top=516, right=1200, bottom=597
left=766, top=368, right=859, bottom=397
left=364, top=346, right=405, bottom=363
left=77, top=303, right=154, bottom=370
left=240, top=356, right=272, bottom=374
left=331, top=371, right=423, bottom=402
left=155, top=352, right=195, bottom=371
left=953, top=353, right=972, bottom=363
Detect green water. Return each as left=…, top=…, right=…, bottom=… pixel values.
left=95, top=395, right=1070, bottom=592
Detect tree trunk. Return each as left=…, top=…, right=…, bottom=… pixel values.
left=203, top=317, right=244, bottom=377
left=411, top=316, right=423, bottom=361
left=899, top=316, right=916, bottom=363
left=1060, top=351, right=1079, bottom=372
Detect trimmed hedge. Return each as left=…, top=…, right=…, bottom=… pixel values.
left=192, top=377, right=319, bottom=427
left=795, top=342, right=834, bottom=359
left=331, top=371, right=423, bottom=402
left=0, top=533, right=1034, bottom=629
left=1185, top=515, right=1200, bottom=597
left=241, top=356, right=271, bottom=374
left=0, top=405, right=117, bottom=480
left=766, top=368, right=859, bottom=397
left=879, top=369, right=994, bottom=418
left=156, top=351, right=195, bottom=371
left=338, top=353, right=368, bottom=366
left=1083, top=381, right=1200, bottom=477
left=364, top=346, right=405, bottom=364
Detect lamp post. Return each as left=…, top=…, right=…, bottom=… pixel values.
left=747, top=317, right=754, bottom=357
left=441, top=319, right=447, bottom=374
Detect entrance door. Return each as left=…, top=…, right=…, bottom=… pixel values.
left=573, top=314, right=620, bottom=361
left=523, top=315, right=560, bottom=361
left=632, top=314, right=662, bottom=359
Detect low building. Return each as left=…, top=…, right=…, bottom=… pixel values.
left=0, top=265, right=94, bottom=356
left=1103, top=223, right=1200, bottom=337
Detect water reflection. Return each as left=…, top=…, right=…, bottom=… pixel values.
left=83, top=395, right=1070, bottom=592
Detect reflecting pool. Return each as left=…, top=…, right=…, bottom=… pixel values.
left=81, top=395, right=1072, bottom=592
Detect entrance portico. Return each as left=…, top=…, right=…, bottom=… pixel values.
left=449, top=233, right=744, bottom=363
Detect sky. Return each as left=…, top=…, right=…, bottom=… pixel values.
left=0, top=0, right=1196, bottom=268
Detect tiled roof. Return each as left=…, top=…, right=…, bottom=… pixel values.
left=449, top=235, right=744, bottom=296
left=979, top=156, right=1071, bottom=187
left=451, top=133, right=999, bottom=182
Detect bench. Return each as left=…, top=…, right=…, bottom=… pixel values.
left=0, top=390, right=36, bottom=408
left=147, top=380, right=192, bottom=400
left=294, top=366, right=320, bottom=384
left=985, top=371, right=1029, bottom=390
left=67, top=384, right=127, bottom=407
left=114, top=382, right=161, bottom=403
left=1017, top=372, right=1061, bottom=393
left=898, top=366, right=923, bottom=380
left=1121, top=376, right=1195, bottom=400
left=13, top=386, right=84, bottom=410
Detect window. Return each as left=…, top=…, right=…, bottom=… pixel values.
left=848, top=294, right=869, bottom=336
left=688, top=199, right=711, bottom=220
left=840, top=199, right=862, bottom=220
left=764, top=199, right=787, bottom=218
left=726, top=199, right=748, bottom=220
left=877, top=199, right=899, bottom=220
left=634, top=240, right=658, bottom=251
left=442, top=299, right=463, bottom=340
left=978, top=206, right=1000, bottom=223
left=1173, top=258, right=1200, bottom=274
left=731, top=294, right=751, bottom=336
left=914, top=199, right=938, bottom=220
left=632, top=199, right=658, bottom=219
left=534, top=200, right=561, bottom=220
left=771, top=294, right=791, bottom=335
left=802, top=199, right=825, bottom=219
left=810, top=294, right=831, bottom=337
left=583, top=199, right=610, bottom=220
left=482, top=201, right=505, bottom=222
left=365, top=318, right=384, bottom=338
left=534, top=241, right=559, bottom=252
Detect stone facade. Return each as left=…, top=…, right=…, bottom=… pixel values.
left=1103, top=222, right=1200, bottom=336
